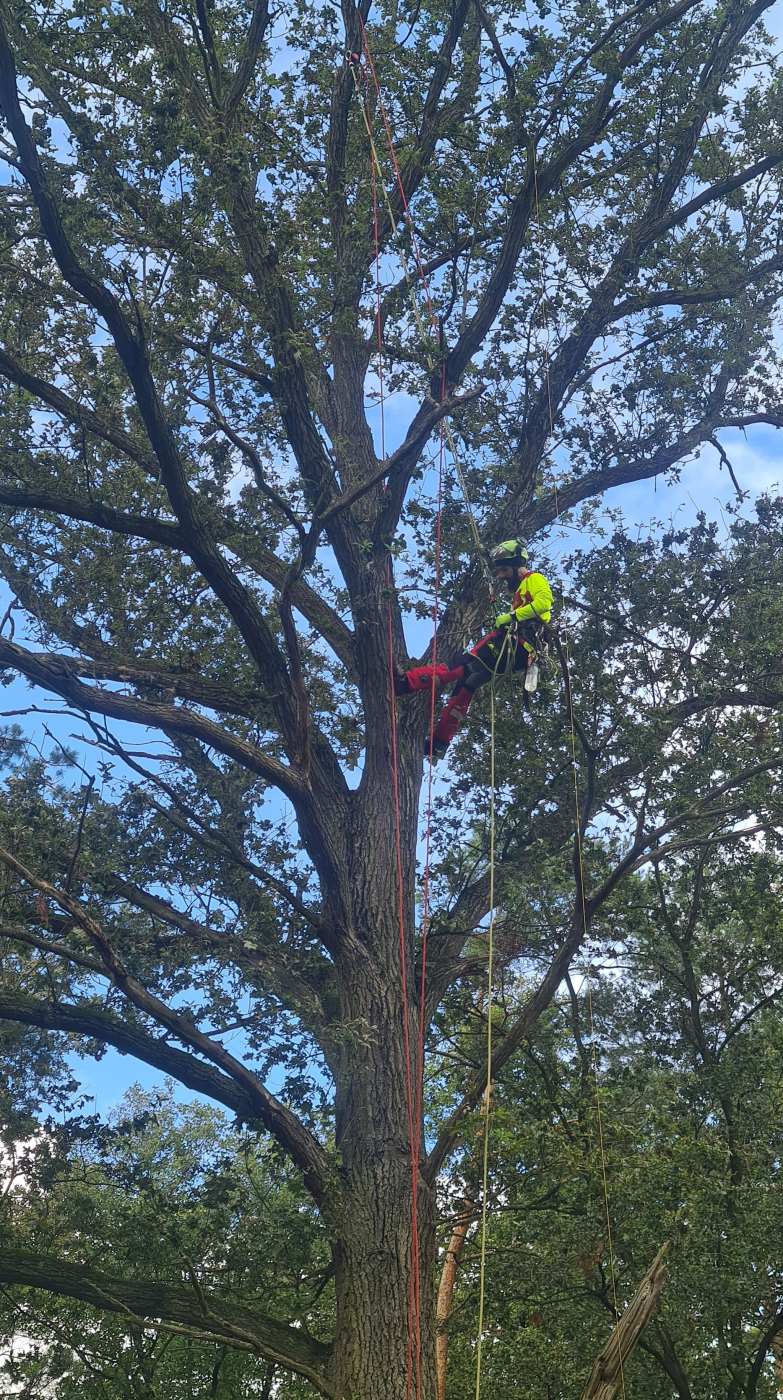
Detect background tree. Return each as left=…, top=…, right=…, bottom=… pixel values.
left=436, top=840, right=783, bottom=1400
left=0, top=0, right=782, bottom=1394
left=1, top=1086, right=329, bottom=1399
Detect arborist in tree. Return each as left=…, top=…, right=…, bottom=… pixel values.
left=395, top=540, right=554, bottom=761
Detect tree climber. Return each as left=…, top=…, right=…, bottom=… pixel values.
left=395, top=540, right=554, bottom=761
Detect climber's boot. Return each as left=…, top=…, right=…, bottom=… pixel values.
left=424, top=687, right=473, bottom=761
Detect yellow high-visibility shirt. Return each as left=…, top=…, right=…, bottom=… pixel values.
left=512, top=570, right=552, bottom=625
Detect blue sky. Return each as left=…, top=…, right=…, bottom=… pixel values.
left=45, top=415, right=779, bottom=1117
left=6, top=0, right=783, bottom=1116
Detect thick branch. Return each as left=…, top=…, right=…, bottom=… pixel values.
left=0, top=346, right=157, bottom=474
left=609, top=249, right=783, bottom=322
left=0, top=636, right=305, bottom=801
left=0, top=1249, right=335, bottom=1394
left=0, top=989, right=267, bottom=1121
left=0, top=472, right=357, bottom=681
left=43, top=653, right=271, bottom=722
left=0, top=484, right=184, bottom=548
left=225, top=0, right=271, bottom=116
left=0, top=845, right=332, bottom=1208
left=0, top=923, right=102, bottom=974
left=523, top=404, right=783, bottom=540
left=523, top=421, right=723, bottom=535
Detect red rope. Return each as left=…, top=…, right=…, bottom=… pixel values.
left=414, top=395, right=444, bottom=1375
left=360, top=40, right=447, bottom=1398
left=363, top=63, right=423, bottom=1400
left=387, top=596, right=422, bottom=1400
left=417, top=363, right=445, bottom=1157
left=360, top=17, right=441, bottom=337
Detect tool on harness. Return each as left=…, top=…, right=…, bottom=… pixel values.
left=395, top=661, right=464, bottom=695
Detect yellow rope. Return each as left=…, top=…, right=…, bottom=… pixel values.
left=352, top=50, right=622, bottom=1394
left=474, top=667, right=497, bottom=1400
left=563, top=633, right=626, bottom=1395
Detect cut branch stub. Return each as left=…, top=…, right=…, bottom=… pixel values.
left=581, top=1243, right=670, bottom=1400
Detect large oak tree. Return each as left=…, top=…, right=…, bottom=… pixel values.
left=0, top=0, right=782, bottom=1393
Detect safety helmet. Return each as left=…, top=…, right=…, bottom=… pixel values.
left=489, top=538, right=530, bottom=572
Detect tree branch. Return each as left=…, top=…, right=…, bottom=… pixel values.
left=0, top=636, right=306, bottom=802
left=0, top=345, right=157, bottom=475
left=0, top=25, right=302, bottom=737
left=609, top=250, right=783, bottom=322
left=496, top=0, right=778, bottom=524
left=225, top=0, right=272, bottom=116
left=0, top=484, right=184, bottom=549
left=0, top=477, right=358, bottom=684
left=0, top=923, right=102, bottom=974
left=0, top=845, right=333, bottom=1209
left=101, top=872, right=330, bottom=1022
left=0, top=1249, right=336, bottom=1394
left=522, top=417, right=735, bottom=537
left=0, top=989, right=269, bottom=1121
left=319, top=384, right=483, bottom=530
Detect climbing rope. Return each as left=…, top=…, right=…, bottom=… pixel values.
left=355, top=26, right=497, bottom=607
left=354, top=25, right=623, bottom=1400
left=352, top=55, right=422, bottom=1395
left=353, top=33, right=503, bottom=1400
left=474, top=654, right=499, bottom=1396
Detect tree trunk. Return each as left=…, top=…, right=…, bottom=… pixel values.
left=581, top=1244, right=670, bottom=1400
left=329, top=750, right=439, bottom=1400
left=331, top=961, right=439, bottom=1400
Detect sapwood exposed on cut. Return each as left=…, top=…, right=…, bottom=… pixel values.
left=436, top=1202, right=473, bottom=1400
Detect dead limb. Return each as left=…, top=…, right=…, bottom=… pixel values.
left=581, top=1243, right=670, bottom=1400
